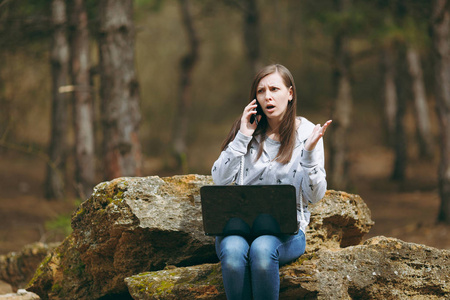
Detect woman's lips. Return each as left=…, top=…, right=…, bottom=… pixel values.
left=266, top=104, right=275, bottom=113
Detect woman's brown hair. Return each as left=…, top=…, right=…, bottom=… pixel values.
left=220, top=64, right=298, bottom=164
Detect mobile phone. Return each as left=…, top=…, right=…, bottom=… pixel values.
left=250, top=101, right=262, bottom=124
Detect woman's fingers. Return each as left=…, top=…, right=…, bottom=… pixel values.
left=317, top=120, right=332, bottom=137
left=248, top=99, right=258, bottom=112
left=240, top=99, right=259, bottom=136
left=304, top=120, right=332, bottom=151
left=321, top=120, right=332, bottom=135
left=243, top=99, right=256, bottom=117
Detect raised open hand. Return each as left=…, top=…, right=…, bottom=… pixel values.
left=304, top=120, right=332, bottom=151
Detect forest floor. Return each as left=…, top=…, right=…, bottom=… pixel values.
left=348, top=146, right=450, bottom=249
left=1, top=143, right=449, bottom=256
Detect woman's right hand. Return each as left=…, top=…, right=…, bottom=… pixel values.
left=240, top=99, right=260, bottom=136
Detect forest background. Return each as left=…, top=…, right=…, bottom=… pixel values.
left=1, top=0, right=450, bottom=256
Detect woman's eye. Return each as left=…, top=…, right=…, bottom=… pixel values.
left=257, top=89, right=263, bottom=93
left=271, top=87, right=278, bottom=91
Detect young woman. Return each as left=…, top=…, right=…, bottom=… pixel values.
left=212, top=64, right=331, bottom=300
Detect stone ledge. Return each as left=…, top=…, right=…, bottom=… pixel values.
left=125, top=236, right=450, bottom=299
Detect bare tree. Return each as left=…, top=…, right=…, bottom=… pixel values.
left=391, top=44, right=408, bottom=181
left=241, top=0, right=262, bottom=73
left=223, top=0, right=262, bottom=73
left=328, top=0, right=353, bottom=190
left=431, top=0, right=450, bottom=224
left=45, top=0, right=70, bottom=199
left=381, top=44, right=397, bottom=145
left=69, top=0, right=95, bottom=199
left=0, top=75, right=9, bottom=144
left=406, top=45, right=434, bottom=158
left=98, top=0, right=142, bottom=180
left=172, top=0, right=200, bottom=172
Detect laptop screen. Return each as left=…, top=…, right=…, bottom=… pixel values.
left=200, top=185, right=299, bottom=237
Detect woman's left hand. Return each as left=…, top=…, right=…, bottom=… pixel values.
left=304, top=120, right=332, bottom=151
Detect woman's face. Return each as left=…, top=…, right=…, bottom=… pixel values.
left=256, top=72, right=293, bottom=122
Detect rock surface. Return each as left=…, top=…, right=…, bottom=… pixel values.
left=0, top=289, right=40, bottom=300
left=0, top=281, right=13, bottom=295
left=27, top=175, right=216, bottom=299
left=125, top=236, right=450, bottom=299
left=0, top=243, right=57, bottom=292
left=26, top=175, right=374, bottom=299
left=305, top=190, right=374, bottom=252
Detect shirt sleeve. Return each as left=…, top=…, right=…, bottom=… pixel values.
left=299, top=137, right=327, bottom=204
left=211, top=131, right=253, bottom=185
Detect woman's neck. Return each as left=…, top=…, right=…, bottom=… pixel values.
left=265, top=117, right=300, bottom=141
left=266, top=119, right=282, bottom=141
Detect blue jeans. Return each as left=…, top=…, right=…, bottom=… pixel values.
left=215, top=230, right=306, bottom=300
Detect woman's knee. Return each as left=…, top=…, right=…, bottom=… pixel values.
left=217, top=235, right=249, bottom=262
left=249, top=236, right=280, bottom=268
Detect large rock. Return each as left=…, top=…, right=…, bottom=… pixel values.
left=27, top=175, right=374, bottom=299
left=0, top=243, right=57, bottom=292
left=306, top=190, right=374, bottom=252
left=27, top=175, right=216, bottom=299
left=125, top=236, right=450, bottom=299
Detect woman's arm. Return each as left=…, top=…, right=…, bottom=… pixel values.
left=212, top=100, right=261, bottom=185
left=212, top=131, right=252, bottom=185
left=300, top=137, right=327, bottom=204
left=300, top=120, right=331, bottom=204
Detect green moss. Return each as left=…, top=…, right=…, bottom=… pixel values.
left=28, top=253, right=52, bottom=285
left=129, top=275, right=176, bottom=296
left=75, top=207, right=85, bottom=217
left=58, top=247, right=85, bottom=279
left=294, top=252, right=318, bottom=266
left=137, top=281, right=155, bottom=293
left=105, top=190, right=124, bottom=206
left=130, top=278, right=161, bottom=296
left=51, top=282, right=62, bottom=294
left=130, top=266, right=224, bottom=297
left=156, top=280, right=175, bottom=294
left=50, top=281, right=69, bottom=299
left=62, top=259, right=85, bottom=278
left=204, top=266, right=222, bottom=286
left=55, top=247, right=64, bottom=259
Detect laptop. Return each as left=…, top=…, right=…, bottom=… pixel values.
left=200, top=185, right=299, bottom=237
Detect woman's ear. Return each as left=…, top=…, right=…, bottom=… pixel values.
left=288, top=86, right=293, bottom=101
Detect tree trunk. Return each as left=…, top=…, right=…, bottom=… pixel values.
left=381, top=44, right=397, bottom=146
left=242, top=0, right=262, bottom=73
left=223, top=0, right=261, bottom=73
left=0, top=73, right=9, bottom=144
left=391, top=44, right=408, bottom=181
left=172, top=0, right=199, bottom=173
left=98, top=0, right=142, bottom=180
left=329, top=0, right=353, bottom=191
left=69, top=0, right=95, bottom=199
left=406, top=46, right=434, bottom=158
left=45, top=0, right=70, bottom=199
left=431, top=0, right=450, bottom=224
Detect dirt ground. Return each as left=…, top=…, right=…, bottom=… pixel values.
left=349, top=147, right=450, bottom=249
left=1, top=142, right=449, bottom=256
